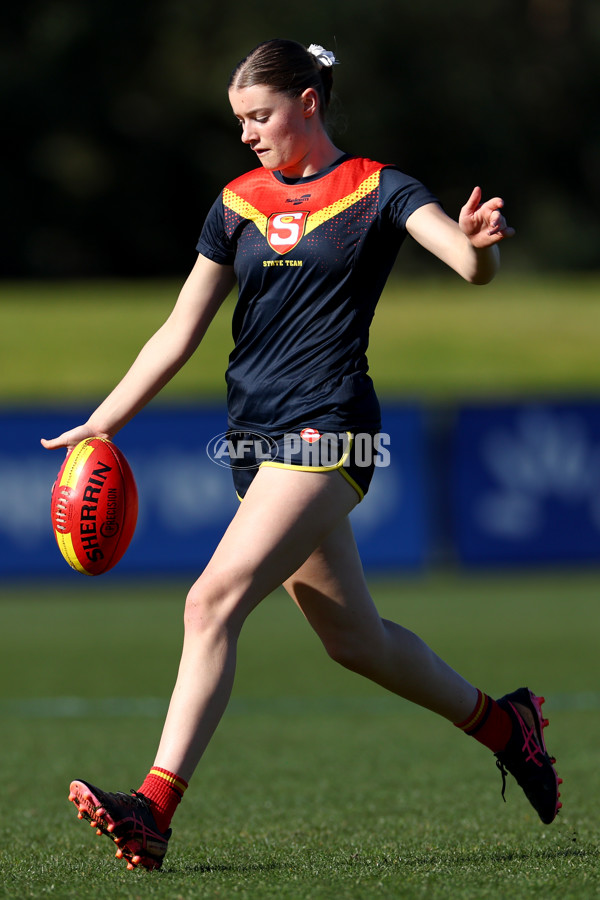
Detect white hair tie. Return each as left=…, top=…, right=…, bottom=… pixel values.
left=307, top=44, right=338, bottom=67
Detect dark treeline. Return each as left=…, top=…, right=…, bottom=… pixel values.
left=3, top=0, right=599, bottom=278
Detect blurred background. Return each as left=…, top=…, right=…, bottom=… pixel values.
left=2, top=11, right=600, bottom=890
left=3, top=0, right=599, bottom=278
left=2, top=0, right=600, bottom=576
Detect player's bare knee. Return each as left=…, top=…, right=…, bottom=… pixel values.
left=321, top=630, right=376, bottom=674
left=321, top=610, right=391, bottom=674
left=183, top=570, right=254, bottom=635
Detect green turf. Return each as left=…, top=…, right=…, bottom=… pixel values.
left=1, top=571, right=599, bottom=898
left=2, top=273, right=599, bottom=895
left=2, top=274, right=600, bottom=405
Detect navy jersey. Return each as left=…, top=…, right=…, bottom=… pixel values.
left=196, top=155, right=437, bottom=432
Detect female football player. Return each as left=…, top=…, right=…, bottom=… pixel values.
left=42, top=39, right=560, bottom=871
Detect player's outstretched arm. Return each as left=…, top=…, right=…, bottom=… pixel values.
left=41, top=255, right=236, bottom=450
left=406, top=186, right=515, bottom=284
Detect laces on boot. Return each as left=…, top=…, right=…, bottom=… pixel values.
left=496, top=758, right=508, bottom=802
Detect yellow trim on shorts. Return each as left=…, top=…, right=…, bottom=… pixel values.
left=336, top=466, right=365, bottom=501
left=258, top=432, right=365, bottom=502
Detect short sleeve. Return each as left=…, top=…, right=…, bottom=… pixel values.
left=196, top=194, right=236, bottom=265
left=379, top=167, right=440, bottom=231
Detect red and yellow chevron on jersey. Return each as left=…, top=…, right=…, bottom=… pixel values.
left=222, top=157, right=386, bottom=255
left=197, top=155, right=437, bottom=433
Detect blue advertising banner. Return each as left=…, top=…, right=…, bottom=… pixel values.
left=0, top=405, right=428, bottom=577
left=452, top=401, right=600, bottom=565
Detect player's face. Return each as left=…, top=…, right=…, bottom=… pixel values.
left=229, top=84, right=318, bottom=178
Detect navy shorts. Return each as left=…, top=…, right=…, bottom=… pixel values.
left=226, top=428, right=382, bottom=501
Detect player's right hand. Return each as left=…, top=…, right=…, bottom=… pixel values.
left=40, top=423, right=108, bottom=451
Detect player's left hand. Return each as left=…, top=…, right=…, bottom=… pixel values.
left=459, top=186, right=515, bottom=248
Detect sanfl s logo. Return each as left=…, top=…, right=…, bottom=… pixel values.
left=267, top=212, right=308, bottom=254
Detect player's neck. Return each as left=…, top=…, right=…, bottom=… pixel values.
left=279, top=136, right=343, bottom=180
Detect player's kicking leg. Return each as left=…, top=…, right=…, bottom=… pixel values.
left=282, top=515, right=562, bottom=824
left=68, top=466, right=361, bottom=870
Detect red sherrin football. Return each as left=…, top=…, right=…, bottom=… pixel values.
left=51, top=437, right=138, bottom=575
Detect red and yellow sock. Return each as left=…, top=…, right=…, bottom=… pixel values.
left=137, top=767, right=188, bottom=832
left=454, top=689, right=512, bottom=753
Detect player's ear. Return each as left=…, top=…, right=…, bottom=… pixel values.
left=300, top=88, right=319, bottom=119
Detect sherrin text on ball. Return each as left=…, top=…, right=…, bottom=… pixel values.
left=51, top=437, right=138, bottom=575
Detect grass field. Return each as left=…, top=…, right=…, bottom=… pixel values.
left=1, top=570, right=600, bottom=899
left=2, top=273, right=600, bottom=405
left=2, top=274, right=599, bottom=896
